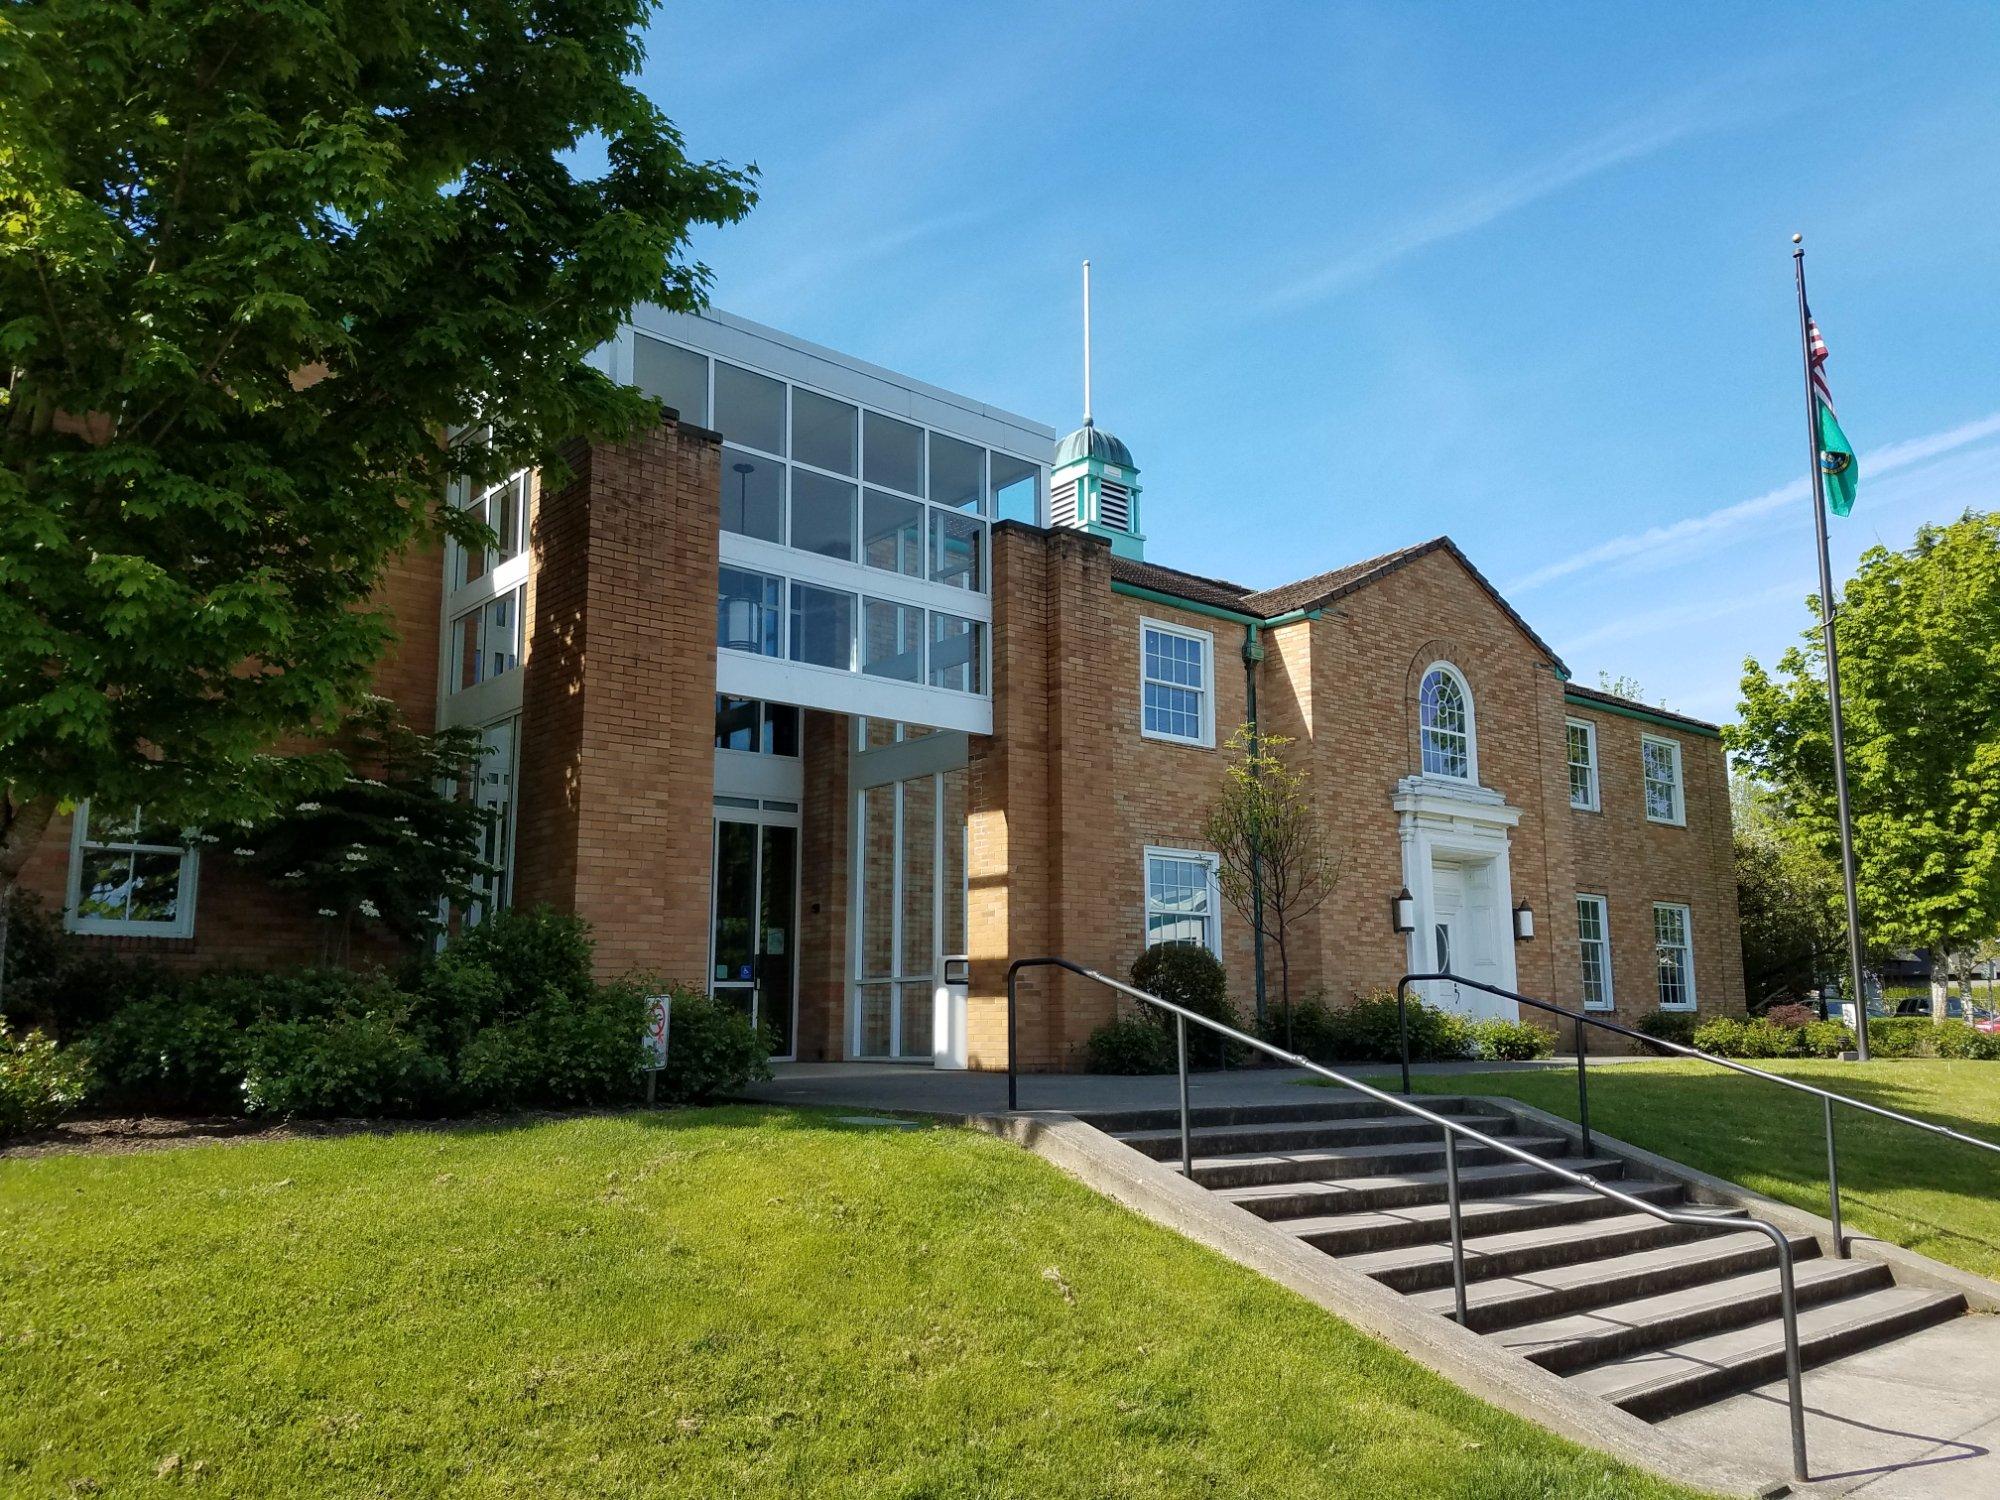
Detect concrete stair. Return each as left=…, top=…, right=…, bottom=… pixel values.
left=1081, top=1094, right=1971, bottom=1435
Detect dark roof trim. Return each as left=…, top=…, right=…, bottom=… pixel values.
left=1563, top=683, right=1722, bottom=738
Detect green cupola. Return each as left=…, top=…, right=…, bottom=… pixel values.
left=1050, top=261, right=1145, bottom=558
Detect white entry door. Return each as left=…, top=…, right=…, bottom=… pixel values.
left=1430, top=859, right=1511, bottom=1018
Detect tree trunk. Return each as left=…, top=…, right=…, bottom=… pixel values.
left=1930, top=945, right=1952, bottom=1023
left=0, top=790, right=60, bottom=1015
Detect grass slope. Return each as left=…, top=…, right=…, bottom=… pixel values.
left=1411, top=1059, right=2000, bottom=1280
left=1, top=1108, right=1703, bottom=1499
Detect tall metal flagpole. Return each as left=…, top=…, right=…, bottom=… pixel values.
left=1792, top=235, right=1871, bottom=1062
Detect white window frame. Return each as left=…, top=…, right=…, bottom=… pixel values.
left=1575, top=894, right=1613, bottom=1011
left=1139, top=617, right=1216, bottom=748
left=1417, top=661, right=1477, bottom=782
left=1653, top=902, right=1697, bottom=1011
left=1641, top=734, right=1686, bottom=826
left=1565, top=717, right=1600, bottom=812
left=1142, top=846, right=1222, bottom=958
left=64, top=803, right=199, bottom=939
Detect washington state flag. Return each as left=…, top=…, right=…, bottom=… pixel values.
left=1807, top=311, right=1858, bottom=516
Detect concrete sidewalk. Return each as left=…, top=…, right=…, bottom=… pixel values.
left=739, top=1055, right=1645, bottom=1118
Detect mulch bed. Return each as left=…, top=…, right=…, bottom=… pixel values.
left=1, top=1107, right=622, bottom=1161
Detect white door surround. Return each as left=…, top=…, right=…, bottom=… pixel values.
left=1393, top=775, right=1521, bottom=1019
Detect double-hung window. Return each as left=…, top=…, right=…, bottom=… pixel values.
left=1642, top=736, right=1685, bottom=825
left=1566, top=719, right=1600, bottom=811
left=66, top=804, right=198, bottom=938
left=1144, top=848, right=1220, bottom=956
left=1141, top=620, right=1213, bottom=746
left=1576, top=895, right=1613, bottom=1010
left=1654, top=903, right=1696, bottom=1010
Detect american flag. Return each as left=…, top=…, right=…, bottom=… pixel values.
left=1807, top=310, right=1837, bottom=415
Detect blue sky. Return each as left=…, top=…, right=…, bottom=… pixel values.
left=632, top=2, right=2000, bottom=723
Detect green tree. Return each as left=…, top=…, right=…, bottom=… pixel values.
left=1733, top=512, right=2000, bottom=1019
left=0, top=0, right=754, bottom=993
left=236, top=698, right=497, bottom=962
left=1731, top=777, right=1842, bottom=1008
left=1202, top=726, right=1340, bottom=1041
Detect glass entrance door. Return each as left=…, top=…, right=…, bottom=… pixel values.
left=851, top=765, right=966, bottom=1062
left=710, top=815, right=798, bottom=1058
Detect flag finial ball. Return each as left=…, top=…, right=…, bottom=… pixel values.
left=1792, top=233, right=1803, bottom=244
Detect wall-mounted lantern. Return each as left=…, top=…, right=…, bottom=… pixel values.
left=1392, top=887, right=1416, bottom=935
left=1513, top=901, right=1536, bottom=942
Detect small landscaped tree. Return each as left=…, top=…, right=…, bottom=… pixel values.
left=0, top=0, right=756, bottom=1002
left=233, top=699, right=498, bottom=963
left=1733, top=512, right=2000, bottom=1022
left=1202, top=726, right=1339, bottom=1045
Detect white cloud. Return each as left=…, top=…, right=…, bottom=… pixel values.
left=1256, top=70, right=1782, bottom=313
left=1508, top=410, right=2000, bottom=594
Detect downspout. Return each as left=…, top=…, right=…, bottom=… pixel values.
left=1243, top=622, right=1268, bottom=1032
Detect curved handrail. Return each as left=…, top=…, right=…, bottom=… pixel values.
left=1394, top=972, right=2000, bottom=1157
left=1007, top=956, right=1811, bottom=1481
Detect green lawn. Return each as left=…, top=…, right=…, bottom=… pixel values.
left=1408, top=1059, right=2000, bottom=1280
left=0, top=1109, right=1701, bottom=1499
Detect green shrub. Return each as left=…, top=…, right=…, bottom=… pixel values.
left=1258, top=995, right=1344, bottom=1065
left=1867, top=1018, right=1930, bottom=1058
left=1799, top=1020, right=1856, bottom=1058
left=0, top=1021, right=93, bottom=1137
left=436, top=906, right=595, bottom=1014
left=1935, top=1020, right=2000, bottom=1061
left=1082, top=1014, right=1177, bottom=1074
left=88, top=987, right=257, bottom=1111
left=458, top=978, right=657, bottom=1108
left=1130, top=945, right=1243, bottom=1067
left=1638, top=1010, right=1697, bottom=1048
left=652, top=987, right=772, bottom=1105
left=1330, top=991, right=1475, bottom=1064
left=1470, top=1017, right=1554, bottom=1061
left=2, top=890, right=169, bottom=1040
left=1691, top=1016, right=1747, bottom=1055
left=240, top=1010, right=451, bottom=1117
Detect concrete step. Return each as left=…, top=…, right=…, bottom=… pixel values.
left=1078, top=1096, right=1474, bottom=1134
left=1496, top=1258, right=1893, bottom=1374
left=1216, top=1155, right=1632, bottom=1222
left=1183, top=1131, right=1575, bottom=1191
left=1407, top=1227, right=1822, bottom=1333
left=1341, top=1208, right=1748, bottom=1295
left=1114, top=1112, right=1509, bottom=1162
left=1567, top=1284, right=1968, bottom=1421
left=1275, top=1179, right=1685, bottom=1257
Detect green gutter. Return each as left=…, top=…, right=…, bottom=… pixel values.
left=1111, top=580, right=1320, bottom=627
left=1563, top=689, right=1722, bottom=740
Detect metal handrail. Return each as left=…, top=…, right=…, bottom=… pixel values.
left=1007, top=957, right=1810, bottom=1481
left=1394, top=971, right=2000, bottom=1261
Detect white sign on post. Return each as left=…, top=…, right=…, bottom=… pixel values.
left=643, top=994, right=670, bottom=1103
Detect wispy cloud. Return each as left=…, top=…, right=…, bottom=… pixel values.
left=1507, top=410, right=2000, bottom=594
left=1256, top=71, right=1782, bottom=313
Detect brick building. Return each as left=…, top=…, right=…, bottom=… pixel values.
left=19, top=309, right=1745, bottom=1066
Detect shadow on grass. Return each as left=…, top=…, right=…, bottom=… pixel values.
left=2, top=1099, right=912, bottom=1162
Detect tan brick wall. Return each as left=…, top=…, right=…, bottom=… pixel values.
left=795, top=710, right=850, bottom=1060
left=12, top=543, right=442, bottom=972
left=513, top=419, right=721, bottom=982
left=1567, top=707, right=1747, bottom=1037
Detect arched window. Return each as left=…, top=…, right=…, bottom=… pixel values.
left=1419, top=665, right=1474, bottom=780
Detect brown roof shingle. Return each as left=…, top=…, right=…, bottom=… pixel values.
left=1107, top=555, right=1253, bottom=612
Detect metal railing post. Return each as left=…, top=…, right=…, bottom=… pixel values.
left=1007, top=962, right=1020, bottom=1112
left=1575, top=1017, right=1592, bottom=1157
left=1443, top=1127, right=1469, bottom=1326
left=1825, top=1094, right=1844, bottom=1258
left=1175, top=1013, right=1194, bottom=1178
left=1396, top=979, right=1413, bottom=1095
left=1776, top=1240, right=1810, bottom=1480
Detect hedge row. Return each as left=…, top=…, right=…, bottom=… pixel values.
left=0, top=906, right=771, bottom=1137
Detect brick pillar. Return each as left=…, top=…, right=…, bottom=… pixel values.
left=968, top=522, right=1121, bottom=1071
left=796, top=709, right=850, bottom=1060
left=514, top=419, right=721, bottom=981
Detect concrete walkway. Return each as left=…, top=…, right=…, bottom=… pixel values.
left=1660, top=1313, right=2000, bottom=1497
left=741, top=1055, right=1648, bottom=1118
